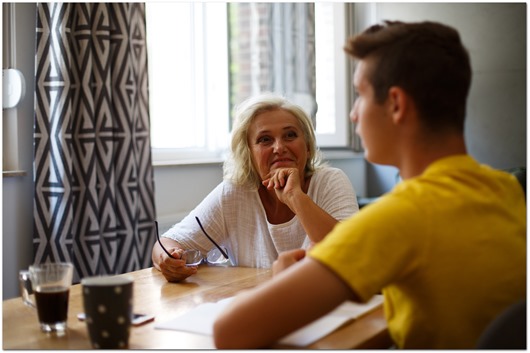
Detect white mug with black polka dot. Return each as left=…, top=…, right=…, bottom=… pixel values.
left=81, top=275, right=134, bottom=349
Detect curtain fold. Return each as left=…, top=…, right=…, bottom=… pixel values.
left=267, top=3, right=316, bottom=119
left=264, top=3, right=316, bottom=108
left=229, top=3, right=316, bottom=123
left=33, top=3, right=156, bottom=281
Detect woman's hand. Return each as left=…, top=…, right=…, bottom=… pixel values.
left=262, top=167, right=340, bottom=244
left=153, top=238, right=198, bottom=282
left=157, top=248, right=198, bottom=282
left=272, top=248, right=306, bottom=276
left=262, top=168, right=305, bottom=208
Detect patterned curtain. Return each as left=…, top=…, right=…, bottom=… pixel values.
left=33, top=3, right=156, bottom=281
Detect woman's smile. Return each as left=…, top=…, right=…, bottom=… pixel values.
left=271, top=157, right=295, bottom=168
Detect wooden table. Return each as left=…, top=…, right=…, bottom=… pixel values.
left=3, top=266, right=391, bottom=349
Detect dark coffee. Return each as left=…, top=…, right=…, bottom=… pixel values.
left=35, top=286, right=69, bottom=324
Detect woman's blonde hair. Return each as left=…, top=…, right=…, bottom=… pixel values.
left=223, top=93, right=325, bottom=189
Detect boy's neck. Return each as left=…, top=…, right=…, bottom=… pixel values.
left=398, top=133, right=467, bottom=180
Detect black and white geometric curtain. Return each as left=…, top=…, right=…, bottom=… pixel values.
left=33, top=3, right=156, bottom=281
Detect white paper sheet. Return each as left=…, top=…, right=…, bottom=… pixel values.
left=278, top=295, right=384, bottom=346
left=155, top=297, right=234, bottom=336
left=154, top=294, right=384, bottom=347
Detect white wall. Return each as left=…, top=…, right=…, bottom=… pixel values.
left=2, top=3, right=526, bottom=299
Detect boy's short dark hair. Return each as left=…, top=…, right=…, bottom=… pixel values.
left=345, top=21, right=472, bottom=133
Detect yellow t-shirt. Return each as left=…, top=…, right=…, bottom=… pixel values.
left=309, top=155, right=526, bottom=349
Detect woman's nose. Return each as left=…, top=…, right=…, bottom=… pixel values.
left=273, top=140, right=285, bottom=153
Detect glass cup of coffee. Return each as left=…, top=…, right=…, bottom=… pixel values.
left=19, top=262, right=74, bottom=333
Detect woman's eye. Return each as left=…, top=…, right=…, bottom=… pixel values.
left=257, top=136, right=272, bottom=144
left=285, top=131, right=298, bottom=139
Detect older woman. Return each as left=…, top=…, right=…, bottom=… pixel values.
left=152, top=93, right=358, bottom=282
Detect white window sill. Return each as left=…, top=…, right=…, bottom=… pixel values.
left=152, top=157, right=224, bottom=167
left=3, top=170, right=27, bottom=177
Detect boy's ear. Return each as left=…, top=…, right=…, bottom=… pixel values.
left=387, top=86, right=409, bottom=124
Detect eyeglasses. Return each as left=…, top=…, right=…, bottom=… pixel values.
left=155, top=218, right=231, bottom=267
left=181, top=247, right=230, bottom=267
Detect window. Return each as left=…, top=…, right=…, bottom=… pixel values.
left=146, top=3, right=229, bottom=163
left=314, top=2, right=349, bottom=147
left=146, top=2, right=352, bottom=165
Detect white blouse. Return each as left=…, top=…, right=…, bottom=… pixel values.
left=162, top=167, right=358, bottom=268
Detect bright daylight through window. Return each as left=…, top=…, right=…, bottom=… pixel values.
left=146, top=3, right=349, bottom=164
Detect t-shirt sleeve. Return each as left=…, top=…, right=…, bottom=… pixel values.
left=309, top=194, right=425, bottom=302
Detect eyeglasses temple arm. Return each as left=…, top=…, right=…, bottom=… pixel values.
left=155, top=221, right=177, bottom=259
left=195, top=217, right=229, bottom=259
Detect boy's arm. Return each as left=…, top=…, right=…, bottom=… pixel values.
left=213, top=257, right=357, bottom=349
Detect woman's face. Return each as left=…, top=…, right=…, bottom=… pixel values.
left=247, top=109, right=310, bottom=181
